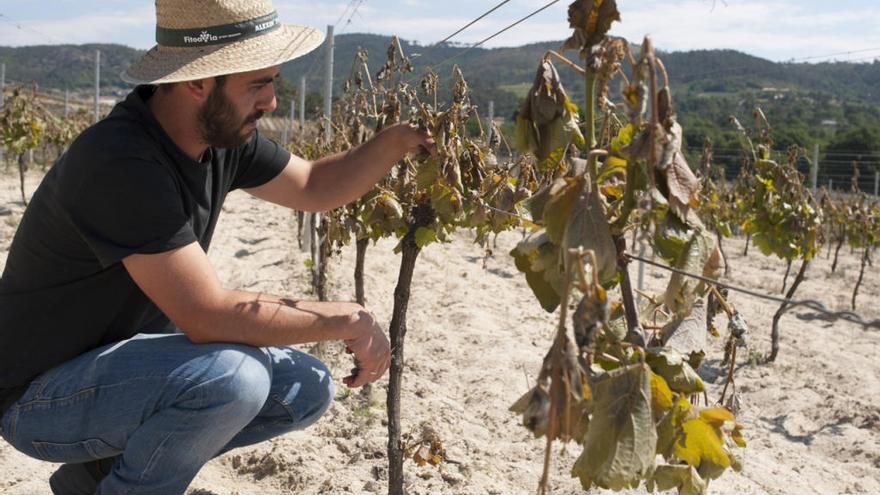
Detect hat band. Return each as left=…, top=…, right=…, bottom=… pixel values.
left=156, top=11, right=280, bottom=47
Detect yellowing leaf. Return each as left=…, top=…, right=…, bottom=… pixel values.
left=674, top=418, right=730, bottom=470
left=698, top=408, right=735, bottom=428
left=646, top=348, right=704, bottom=395
left=650, top=371, right=673, bottom=419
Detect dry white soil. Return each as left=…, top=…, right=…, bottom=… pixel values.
left=1, top=169, right=878, bottom=494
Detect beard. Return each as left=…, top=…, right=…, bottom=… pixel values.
left=197, top=85, right=263, bottom=149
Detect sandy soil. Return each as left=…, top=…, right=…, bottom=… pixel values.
left=1, top=168, right=878, bottom=495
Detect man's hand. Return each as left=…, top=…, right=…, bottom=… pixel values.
left=342, top=310, right=391, bottom=388
left=398, top=122, right=438, bottom=159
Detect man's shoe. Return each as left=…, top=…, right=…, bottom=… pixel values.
left=48, top=458, right=114, bottom=495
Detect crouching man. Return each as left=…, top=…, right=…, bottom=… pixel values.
left=0, top=1, right=433, bottom=493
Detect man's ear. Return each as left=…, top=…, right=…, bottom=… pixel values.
left=182, top=78, right=212, bottom=102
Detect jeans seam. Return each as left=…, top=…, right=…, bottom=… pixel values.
left=269, top=393, right=298, bottom=424
left=16, top=387, right=97, bottom=411
left=139, top=431, right=174, bottom=485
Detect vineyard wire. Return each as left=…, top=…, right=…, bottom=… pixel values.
left=0, top=12, right=66, bottom=44
left=433, top=0, right=514, bottom=46
left=414, top=0, right=561, bottom=77
left=472, top=202, right=880, bottom=331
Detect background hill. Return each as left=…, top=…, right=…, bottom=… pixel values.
left=3, top=34, right=880, bottom=188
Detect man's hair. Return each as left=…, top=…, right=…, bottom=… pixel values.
left=158, top=75, right=227, bottom=93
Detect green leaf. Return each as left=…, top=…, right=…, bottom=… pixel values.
left=414, top=226, right=437, bottom=248
left=572, top=363, right=657, bottom=491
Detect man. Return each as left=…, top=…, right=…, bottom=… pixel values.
left=0, top=1, right=433, bottom=493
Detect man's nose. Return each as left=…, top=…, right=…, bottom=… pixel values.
left=257, top=85, right=277, bottom=113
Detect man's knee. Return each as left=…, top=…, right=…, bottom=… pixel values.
left=264, top=350, right=334, bottom=430
left=177, top=344, right=273, bottom=423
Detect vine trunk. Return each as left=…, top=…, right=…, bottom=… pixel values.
left=768, top=259, right=810, bottom=362
left=852, top=247, right=869, bottom=310
left=387, top=230, right=421, bottom=495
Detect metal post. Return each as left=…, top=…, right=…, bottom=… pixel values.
left=288, top=99, right=295, bottom=142
left=487, top=100, right=494, bottom=128
left=637, top=240, right=646, bottom=300
left=94, top=49, right=101, bottom=123
left=0, top=62, right=5, bottom=108
left=64, top=88, right=70, bottom=118
left=281, top=99, right=291, bottom=144
left=323, top=25, right=334, bottom=141
left=1, top=63, right=5, bottom=165
left=874, top=171, right=879, bottom=197
left=828, top=178, right=833, bottom=191
left=299, top=76, right=306, bottom=131
left=810, top=143, right=819, bottom=193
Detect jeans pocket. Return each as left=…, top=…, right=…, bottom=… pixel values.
left=32, top=437, right=122, bottom=463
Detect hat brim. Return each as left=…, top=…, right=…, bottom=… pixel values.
left=122, top=24, right=324, bottom=85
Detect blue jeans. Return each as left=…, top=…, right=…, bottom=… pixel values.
left=0, top=333, right=335, bottom=494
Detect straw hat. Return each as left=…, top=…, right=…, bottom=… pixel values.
left=122, top=0, right=324, bottom=84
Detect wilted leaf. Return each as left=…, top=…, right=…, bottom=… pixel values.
left=511, top=232, right=564, bottom=312
left=515, top=60, right=584, bottom=168
left=572, top=363, right=656, bottom=490
left=564, top=0, right=621, bottom=54
left=653, top=211, right=693, bottom=263
left=646, top=348, right=704, bottom=395
left=647, top=464, right=707, bottom=495
left=664, top=230, right=714, bottom=317
left=544, top=177, right=583, bottom=244
left=562, top=160, right=619, bottom=284
left=661, top=299, right=707, bottom=356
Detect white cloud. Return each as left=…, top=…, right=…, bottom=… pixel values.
left=1, top=0, right=879, bottom=63
left=0, top=6, right=154, bottom=47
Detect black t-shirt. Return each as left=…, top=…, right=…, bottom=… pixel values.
left=0, top=85, right=290, bottom=414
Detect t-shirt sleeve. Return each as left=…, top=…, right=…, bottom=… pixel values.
left=69, top=158, right=198, bottom=268
left=230, top=129, right=291, bottom=190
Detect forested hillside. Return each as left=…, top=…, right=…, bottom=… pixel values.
left=3, top=35, right=879, bottom=187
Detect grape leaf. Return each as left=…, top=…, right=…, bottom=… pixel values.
left=511, top=232, right=564, bottom=312
left=515, top=60, right=585, bottom=169
left=650, top=371, right=674, bottom=420
left=663, top=230, right=715, bottom=317
left=561, top=167, right=618, bottom=284
left=674, top=417, right=731, bottom=473
left=646, top=348, right=704, bottom=395
left=572, top=363, right=656, bottom=490
left=543, top=177, right=583, bottom=244
left=656, top=395, right=694, bottom=459
left=661, top=299, right=707, bottom=357
left=647, top=464, right=707, bottom=495
left=563, top=0, right=621, bottom=54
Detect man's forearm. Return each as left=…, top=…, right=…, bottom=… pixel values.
left=304, top=124, right=423, bottom=210
left=188, top=290, right=368, bottom=347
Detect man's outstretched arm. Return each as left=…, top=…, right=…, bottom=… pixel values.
left=122, top=242, right=388, bottom=388
left=244, top=122, right=434, bottom=212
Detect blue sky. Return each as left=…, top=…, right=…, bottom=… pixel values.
left=1, top=1, right=879, bottom=63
